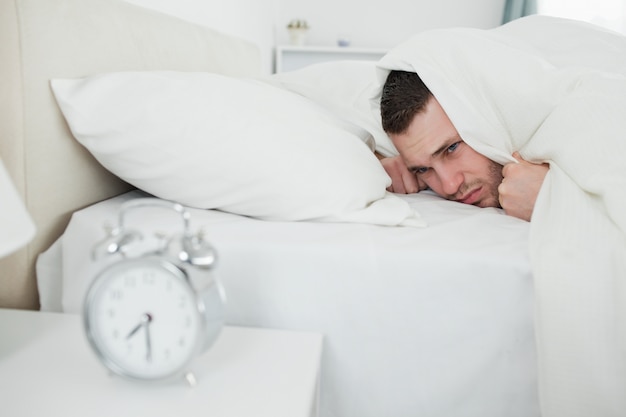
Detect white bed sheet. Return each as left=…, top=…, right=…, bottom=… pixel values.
left=37, top=190, right=537, bottom=417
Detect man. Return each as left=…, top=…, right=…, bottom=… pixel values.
left=378, top=70, right=549, bottom=222
left=372, top=15, right=626, bottom=417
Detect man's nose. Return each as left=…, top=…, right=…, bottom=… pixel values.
left=438, top=167, right=464, bottom=196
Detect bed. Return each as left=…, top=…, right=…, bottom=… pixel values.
left=1, top=0, right=539, bottom=416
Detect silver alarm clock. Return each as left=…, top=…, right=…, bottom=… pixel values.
left=83, top=198, right=225, bottom=384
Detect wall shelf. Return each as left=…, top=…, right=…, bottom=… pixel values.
left=275, top=45, right=388, bottom=73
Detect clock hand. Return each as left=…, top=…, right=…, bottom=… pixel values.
left=126, top=321, right=142, bottom=340
left=125, top=313, right=152, bottom=341
left=145, top=314, right=153, bottom=362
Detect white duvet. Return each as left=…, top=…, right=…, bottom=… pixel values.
left=374, top=15, right=626, bottom=417
left=38, top=190, right=536, bottom=417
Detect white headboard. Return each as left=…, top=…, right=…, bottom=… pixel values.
left=0, top=0, right=261, bottom=309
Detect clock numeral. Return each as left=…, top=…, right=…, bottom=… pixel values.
left=124, top=276, right=137, bottom=287
left=110, top=289, right=123, bottom=300
left=184, top=316, right=192, bottom=328
left=142, top=271, right=157, bottom=285
left=179, top=337, right=186, bottom=347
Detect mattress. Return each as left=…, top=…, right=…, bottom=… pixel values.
left=37, top=190, right=538, bottom=417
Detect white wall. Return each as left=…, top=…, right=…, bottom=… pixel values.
left=276, top=0, right=506, bottom=48
left=124, top=0, right=506, bottom=74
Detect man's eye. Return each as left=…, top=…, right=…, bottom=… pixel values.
left=447, top=142, right=460, bottom=153
left=415, top=167, right=429, bottom=174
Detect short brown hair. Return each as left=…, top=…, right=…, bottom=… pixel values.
left=380, top=70, right=433, bottom=134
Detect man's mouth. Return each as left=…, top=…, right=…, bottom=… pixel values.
left=458, top=187, right=482, bottom=205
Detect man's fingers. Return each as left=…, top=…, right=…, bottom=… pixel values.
left=389, top=173, right=406, bottom=194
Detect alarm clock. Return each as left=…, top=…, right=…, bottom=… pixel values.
left=83, top=198, right=225, bottom=384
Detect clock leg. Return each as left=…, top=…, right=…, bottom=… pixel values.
left=184, top=371, right=197, bottom=388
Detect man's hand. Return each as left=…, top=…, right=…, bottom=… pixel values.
left=498, top=152, right=549, bottom=221
left=378, top=154, right=426, bottom=194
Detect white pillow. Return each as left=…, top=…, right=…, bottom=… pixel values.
left=263, top=60, right=398, bottom=157
left=51, top=71, right=424, bottom=226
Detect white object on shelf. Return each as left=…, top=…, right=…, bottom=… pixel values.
left=0, top=308, right=323, bottom=417
left=288, top=28, right=309, bottom=46
left=275, top=45, right=387, bottom=73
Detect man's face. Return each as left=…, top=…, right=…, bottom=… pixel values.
left=390, top=97, right=502, bottom=208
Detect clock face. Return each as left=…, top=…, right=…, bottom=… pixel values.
left=84, top=259, right=202, bottom=380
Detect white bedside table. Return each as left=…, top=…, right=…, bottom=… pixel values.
left=0, top=308, right=323, bottom=417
